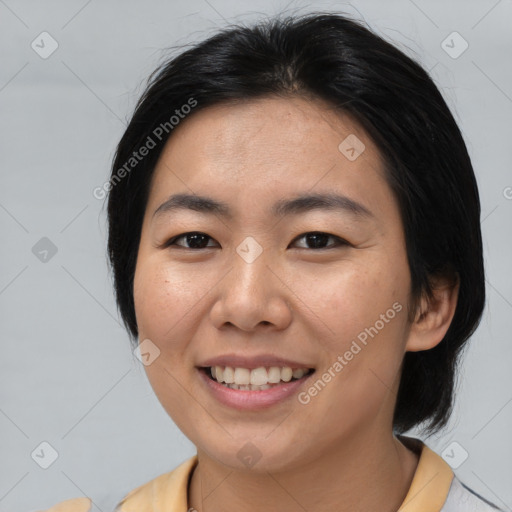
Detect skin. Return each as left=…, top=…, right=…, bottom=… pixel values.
left=133, top=95, right=459, bottom=512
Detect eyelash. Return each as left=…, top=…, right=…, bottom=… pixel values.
left=163, top=231, right=350, bottom=250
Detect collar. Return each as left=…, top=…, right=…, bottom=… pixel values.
left=117, top=436, right=454, bottom=512
left=397, top=435, right=454, bottom=511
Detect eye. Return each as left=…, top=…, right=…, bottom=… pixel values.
left=290, top=231, right=349, bottom=250
left=165, top=232, right=218, bottom=249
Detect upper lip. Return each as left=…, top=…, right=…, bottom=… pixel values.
left=198, top=354, right=315, bottom=370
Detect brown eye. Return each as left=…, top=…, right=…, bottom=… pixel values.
left=166, top=232, right=218, bottom=249
left=291, top=232, right=349, bottom=250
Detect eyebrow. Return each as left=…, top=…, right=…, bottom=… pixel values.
left=152, top=192, right=374, bottom=221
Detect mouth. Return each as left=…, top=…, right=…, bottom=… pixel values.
left=199, top=365, right=316, bottom=391
left=196, top=356, right=317, bottom=410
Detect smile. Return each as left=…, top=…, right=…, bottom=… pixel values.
left=207, top=365, right=315, bottom=390
left=197, top=365, right=316, bottom=410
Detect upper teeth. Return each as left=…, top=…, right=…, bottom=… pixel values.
left=211, top=366, right=309, bottom=385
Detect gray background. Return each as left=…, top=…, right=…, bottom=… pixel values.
left=0, top=0, right=511, bottom=511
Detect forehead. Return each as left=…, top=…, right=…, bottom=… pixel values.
left=148, top=95, right=396, bottom=223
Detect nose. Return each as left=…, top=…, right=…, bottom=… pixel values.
left=209, top=245, right=293, bottom=332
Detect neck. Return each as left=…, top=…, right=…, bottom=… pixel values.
left=188, top=430, right=420, bottom=512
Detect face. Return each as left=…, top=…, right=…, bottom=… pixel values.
left=133, top=96, right=413, bottom=472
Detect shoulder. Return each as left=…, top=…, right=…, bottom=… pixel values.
left=113, top=455, right=198, bottom=511
left=40, top=497, right=92, bottom=512
left=441, top=476, right=504, bottom=512
left=39, top=456, right=197, bottom=512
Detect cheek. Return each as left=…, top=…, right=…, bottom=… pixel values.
left=133, top=263, right=203, bottom=426
left=328, top=268, right=407, bottom=378
left=292, top=261, right=406, bottom=340
left=133, top=260, right=209, bottom=342
left=296, top=258, right=410, bottom=404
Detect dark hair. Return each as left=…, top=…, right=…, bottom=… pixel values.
left=106, top=12, right=485, bottom=436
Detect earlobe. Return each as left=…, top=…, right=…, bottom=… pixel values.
left=405, top=273, right=460, bottom=352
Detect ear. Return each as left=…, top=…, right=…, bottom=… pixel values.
left=405, top=273, right=460, bottom=352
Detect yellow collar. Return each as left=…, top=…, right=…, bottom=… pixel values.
left=116, top=437, right=454, bottom=512
left=115, top=455, right=198, bottom=511
left=397, top=436, right=454, bottom=511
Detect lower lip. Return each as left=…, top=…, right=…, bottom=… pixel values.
left=197, top=368, right=315, bottom=410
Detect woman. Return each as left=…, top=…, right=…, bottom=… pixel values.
left=44, top=12, right=503, bottom=512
